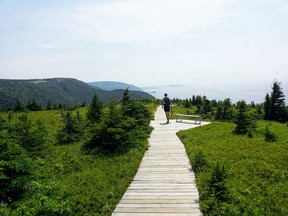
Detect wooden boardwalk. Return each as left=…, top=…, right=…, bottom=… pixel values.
left=112, top=106, right=210, bottom=216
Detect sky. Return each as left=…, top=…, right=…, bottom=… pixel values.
left=0, top=0, right=287, bottom=101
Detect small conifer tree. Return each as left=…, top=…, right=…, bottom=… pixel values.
left=12, top=114, right=47, bottom=154
left=87, top=94, right=103, bottom=124
left=264, top=80, right=287, bottom=122
left=234, top=100, right=256, bottom=136
left=57, top=112, right=81, bottom=144
left=0, top=131, right=33, bottom=202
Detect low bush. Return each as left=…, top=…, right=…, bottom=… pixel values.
left=0, top=131, right=34, bottom=203
left=85, top=93, right=152, bottom=154
left=264, top=125, right=277, bottom=142
left=57, top=111, right=83, bottom=145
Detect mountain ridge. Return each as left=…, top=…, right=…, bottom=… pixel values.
left=88, top=81, right=144, bottom=92
left=0, top=78, right=155, bottom=109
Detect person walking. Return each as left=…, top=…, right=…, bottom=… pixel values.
left=162, top=93, right=171, bottom=124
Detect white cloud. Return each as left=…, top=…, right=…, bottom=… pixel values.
left=280, top=5, right=288, bottom=14
left=1, top=0, right=287, bottom=95
left=33, top=0, right=233, bottom=45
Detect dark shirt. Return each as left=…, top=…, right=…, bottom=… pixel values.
left=163, top=97, right=171, bottom=112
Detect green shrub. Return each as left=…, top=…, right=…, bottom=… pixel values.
left=192, top=150, right=208, bottom=172
left=11, top=113, right=48, bottom=155
left=264, top=125, right=277, bottom=142
left=0, top=131, right=34, bottom=202
left=0, top=102, right=156, bottom=215
left=208, top=164, right=228, bottom=201
left=234, top=100, right=256, bottom=136
left=87, top=94, right=103, bottom=124
left=85, top=90, right=152, bottom=154
left=34, top=196, right=71, bottom=216
left=85, top=100, right=152, bottom=153
left=57, top=112, right=82, bottom=145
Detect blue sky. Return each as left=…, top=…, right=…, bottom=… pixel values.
left=0, top=0, right=287, bottom=97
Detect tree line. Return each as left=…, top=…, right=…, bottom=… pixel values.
left=174, top=80, right=288, bottom=123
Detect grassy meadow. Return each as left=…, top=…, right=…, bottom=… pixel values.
left=1, top=100, right=288, bottom=215
left=177, top=120, right=288, bottom=215
left=0, top=104, right=153, bottom=216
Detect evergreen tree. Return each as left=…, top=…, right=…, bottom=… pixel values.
left=0, top=116, right=6, bottom=130
left=12, top=114, right=47, bottom=155
left=58, top=103, right=63, bottom=110
left=46, top=100, right=51, bottom=110
left=184, top=99, right=191, bottom=108
left=256, top=104, right=263, bottom=117
left=215, top=99, right=233, bottom=121
left=85, top=90, right=152, bottom=153
left=208, top=163, right=228, bottom=202
left=264, top=125, right=277, bottom=142
left=121, top=88, right=152, bottom=125
left=122, top=88, right=131, bottom=106
left=264, top=93, right=272, bottom=120
left=222, top=98, right=234, bottom=121
left=81, top=101, right=87, bottom=107
left=26, top=99, right=41, bottom=111
left=57, top=112, right=81, bottom=144
left=0, top=130, right=34, bottom=202
left=211, top=99, right=218, bottom=108
left=270, top=81, right=286, bottom=122
left=215, top=105, right=223, bottom=120
left=192, top=95, right=197, bottom=106
left=121, top=88, right=133, bottom=116
left=86, top=100, right=126, bottom=151
left=202, top=96, right=211, bottom=114
left=14, top=97, right=23, bottom=112
left=87, top=94, right=103, bottom=124
left=7, top=112, right=12, bottom=124
left=234, top=100, right=256, bottom=136
left=195, top=95, right=202, bottom=114
left=264, top=81, right=287, bottom=122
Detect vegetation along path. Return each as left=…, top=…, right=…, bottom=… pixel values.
left=112, top=106, right=210, bottom=216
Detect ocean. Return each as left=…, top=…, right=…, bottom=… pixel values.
left=142, top=84, right=288, bottom=104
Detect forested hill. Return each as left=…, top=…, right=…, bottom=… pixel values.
left=88, top=81, right=144, bottom=92
left=0, top=78, right=155, bottom=109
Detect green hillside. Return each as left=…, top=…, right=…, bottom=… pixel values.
left=0, top=78, right=155, bottom=109
left=88, top=81, right=144, bottom=92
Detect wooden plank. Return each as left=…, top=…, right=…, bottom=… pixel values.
left=121, top=195, right=200, bottom=200
left=116, top=204, right=200, bottom=208
left=119, top=199, right=199, bottom=204
left=113, top=213, right=202, bottom=216
left=112, top=106, right=207, bottom=216
left=114, top=207, right=201, bottom=213
left=129, top=183, right=197, bottom=188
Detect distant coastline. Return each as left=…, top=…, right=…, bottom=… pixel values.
left=142, top=84, right=288, bottom=104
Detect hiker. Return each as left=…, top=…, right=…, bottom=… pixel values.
left=162, top=93, right=171, bottom=124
